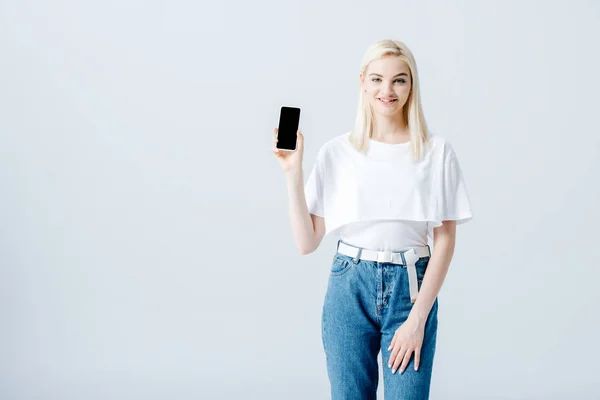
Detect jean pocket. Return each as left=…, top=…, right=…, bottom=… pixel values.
left=330, top=254, right=354, bottom=276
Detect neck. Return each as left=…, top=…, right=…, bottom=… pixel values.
left=371, top=115, right=409, bottom=143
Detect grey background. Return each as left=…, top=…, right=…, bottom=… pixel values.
left=1, top=0, right=599, bottom=399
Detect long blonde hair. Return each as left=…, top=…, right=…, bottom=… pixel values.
left=349, top=39, right=430, bottom=161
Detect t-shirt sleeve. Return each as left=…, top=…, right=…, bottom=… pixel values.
left=440, top=142, right=473, bottom=224
left=304, top=146, right=326, bottom=217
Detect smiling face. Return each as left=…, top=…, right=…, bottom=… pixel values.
left=360, top=56, right=412, bottom=117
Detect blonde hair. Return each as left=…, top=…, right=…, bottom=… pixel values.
left=349, top=39, right=430, bottom=161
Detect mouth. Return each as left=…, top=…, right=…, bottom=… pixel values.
left=378, top=98, right=397, bottom=105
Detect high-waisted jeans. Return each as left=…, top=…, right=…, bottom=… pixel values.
left=321, top=241, right=439, bottom=399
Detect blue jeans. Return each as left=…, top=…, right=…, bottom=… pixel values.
left=321, top=241, right=439, bottom=399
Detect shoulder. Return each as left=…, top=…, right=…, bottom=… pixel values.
left=426, top=131, right=449, bottom=149
left=325, top=131, right=351, bottom=150
left=426, top=132, right=457, bottom=159
left=315, top=131, right=352, bottom=158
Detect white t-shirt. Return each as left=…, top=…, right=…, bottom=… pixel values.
left=304, top=131, right=473, bottom=251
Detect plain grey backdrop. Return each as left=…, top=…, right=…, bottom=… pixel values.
left=1, top=0, right=599, bottom=399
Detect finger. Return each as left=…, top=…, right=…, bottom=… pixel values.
left=392, top=348, right=406, bottom=373
left=414, top=347, right=421, bottom=371
left=399, top=349, right=413, bottom=374
left=387, top=339, right=398, bottom=367
left=392, top=347, right=407, bottom=374
left=388, top=337, right=395, bottom=351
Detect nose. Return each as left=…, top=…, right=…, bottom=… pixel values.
left=380, top=85, right=394, bottom=96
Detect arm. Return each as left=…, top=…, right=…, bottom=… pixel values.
left=408, top=220, right=457, bottom=326
left=285, top=169, right=326, bottom=255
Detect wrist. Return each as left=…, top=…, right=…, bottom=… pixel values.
left=285, top=168, right=303, bottom=181
left=408, top=309, right=428, bottom=328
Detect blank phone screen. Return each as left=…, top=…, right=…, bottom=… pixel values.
left=277, top=106, right=300, bottom=150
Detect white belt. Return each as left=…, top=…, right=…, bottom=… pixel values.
left=336, top=240, right=431, bottom=304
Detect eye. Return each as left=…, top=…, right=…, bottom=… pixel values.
left=371, top=78, right=406, bottom=83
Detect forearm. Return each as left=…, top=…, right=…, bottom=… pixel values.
left=285, top=169, right=317, bottom=254
left=409, top=235, right=456, bottom=325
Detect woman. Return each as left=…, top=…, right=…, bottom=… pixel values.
left=272, top=39, right=472, bottom=399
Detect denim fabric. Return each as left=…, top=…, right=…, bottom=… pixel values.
left=321, top=242, right=439, bottom=399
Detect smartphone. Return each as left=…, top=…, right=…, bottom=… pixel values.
left=276, top=106, right=301, bottom=151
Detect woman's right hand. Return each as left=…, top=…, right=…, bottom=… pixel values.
left=272, top=128, right=304, bottom=175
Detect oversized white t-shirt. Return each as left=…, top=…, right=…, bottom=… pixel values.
left=304, top=131, right=473, bottom=250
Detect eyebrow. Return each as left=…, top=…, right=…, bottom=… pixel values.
left=368, top=72, right=408, bottom=77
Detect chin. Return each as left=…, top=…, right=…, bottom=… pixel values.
left=375, top=104, right=402, bottom=113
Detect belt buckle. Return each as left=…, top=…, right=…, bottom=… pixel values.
left=377, top=250, right=393, bottom=263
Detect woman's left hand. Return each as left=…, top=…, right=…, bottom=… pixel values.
left=387, top=317, right=425, bottom=374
